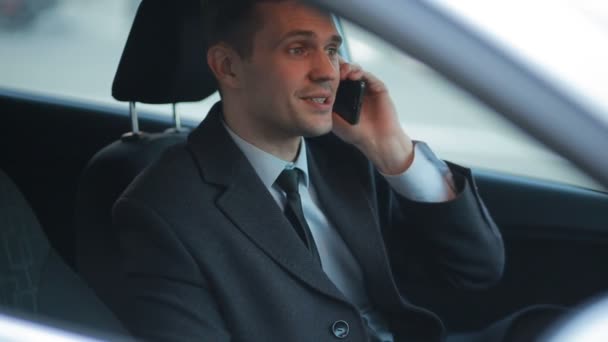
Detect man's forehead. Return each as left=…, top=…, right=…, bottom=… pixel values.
left=256, top=1, right=339, bottom=40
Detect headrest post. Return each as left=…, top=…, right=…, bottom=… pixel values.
left=129, top=101, right=140, bottom=134
left=172, top=103, right=182, bottom=130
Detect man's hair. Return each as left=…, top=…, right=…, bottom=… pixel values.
left=201, top=0, right=286, bottom=59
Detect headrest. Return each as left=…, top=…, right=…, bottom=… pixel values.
left=112, top=0, right=217, bottom=104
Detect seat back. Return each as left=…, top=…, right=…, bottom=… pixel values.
left=74, top=0, right=216, bottom=316
left=0, top=169, right=126, bottom=334
left=74, top=132, right=187, bottom=316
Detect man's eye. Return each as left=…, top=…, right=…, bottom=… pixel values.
left=288, top=47, right=306, bottom=56
left=327, top=47, right=338, bottom=56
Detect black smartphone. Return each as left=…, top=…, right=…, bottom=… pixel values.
left=333, top=79, right=366, bottom=125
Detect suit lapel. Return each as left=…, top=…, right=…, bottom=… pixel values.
left=307, top=139, right=405, bottom=311
left=186, top=104, right=346, bottom=303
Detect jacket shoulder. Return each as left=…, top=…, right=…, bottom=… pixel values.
left=118, top=142, right=205, bottom=208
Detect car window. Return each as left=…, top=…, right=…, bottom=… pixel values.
left=0, top=1, right=219, bottom=119
left=0, top=1, right=602, bottom=191
left=431, top=0, right=608, bottom=126
left=0, top=2, right=134, bottom=105
left=341, top=20, right=604, bottom=191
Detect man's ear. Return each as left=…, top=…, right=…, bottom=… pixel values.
left=207, top=44, right=242, bottom=90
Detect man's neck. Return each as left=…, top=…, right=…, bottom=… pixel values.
left=222, top=105, right=301, bottom=162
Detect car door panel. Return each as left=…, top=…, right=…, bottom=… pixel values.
left=403, top=169, right=608, bottom=332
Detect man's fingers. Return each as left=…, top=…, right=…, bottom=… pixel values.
left=339, top=61, right=388, bottom=94
left=346, top=71, right=364, bottom=81
left=360, top=71, right=387, bottom=93
left=340, top=62, right=363, bottom=80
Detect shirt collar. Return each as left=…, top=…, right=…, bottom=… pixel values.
left=222, top=121, right=310, bottom=190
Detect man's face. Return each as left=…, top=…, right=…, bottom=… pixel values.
left=237, top=1, right=342, bottom=140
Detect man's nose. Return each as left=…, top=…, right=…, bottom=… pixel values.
left=309, top=52, right=338, bottom=83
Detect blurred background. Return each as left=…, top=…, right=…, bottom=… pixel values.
left=1, top=0, right=605, bottom=190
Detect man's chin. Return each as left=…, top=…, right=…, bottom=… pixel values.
left=301, top=122, right=333, bottom=138
left=292, top=106, right=333, bottom=136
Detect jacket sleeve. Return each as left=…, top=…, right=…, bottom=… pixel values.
left=379, top=161, right=505, bottom=289
left=113, top=197, right=231, bottom=342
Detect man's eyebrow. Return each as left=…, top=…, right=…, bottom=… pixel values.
left=275, top=30, right=343, bottom=46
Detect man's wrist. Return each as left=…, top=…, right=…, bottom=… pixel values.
left=357, top=134, right=414, bottom=175
left=382, top=141, right=458, bottom=202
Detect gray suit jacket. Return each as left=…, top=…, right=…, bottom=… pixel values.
left=113, top=104, right=504, bottom=342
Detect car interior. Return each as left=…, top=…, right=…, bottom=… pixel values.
left=0, top=168, right=125, bottom=334
left=1, top=0, right=608, bottom=337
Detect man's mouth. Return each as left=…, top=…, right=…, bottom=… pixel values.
left=300, top=92, right=334, bottom=108
left=298, top=88, right=334, bottom=111
left=306, top=97, right=329, bottom=104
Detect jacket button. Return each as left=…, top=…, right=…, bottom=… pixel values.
left=331, top=320, right=349, bottom=339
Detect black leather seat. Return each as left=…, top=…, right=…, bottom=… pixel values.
left=0, top=168, right=127, bottom=335
left=73, top=0, right=217, bottom=318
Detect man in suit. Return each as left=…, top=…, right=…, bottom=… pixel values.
left=113, top=0, right=509, bottom=340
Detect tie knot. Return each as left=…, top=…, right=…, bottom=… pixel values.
left=276, top=168, right=300, bottom=195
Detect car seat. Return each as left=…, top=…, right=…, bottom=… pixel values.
left=73, top=0, right=217, bottom=318
left=0, top=168, right=127, bottom=335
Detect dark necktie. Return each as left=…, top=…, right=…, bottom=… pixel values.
left=276, top=168, right=322, bottom=267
